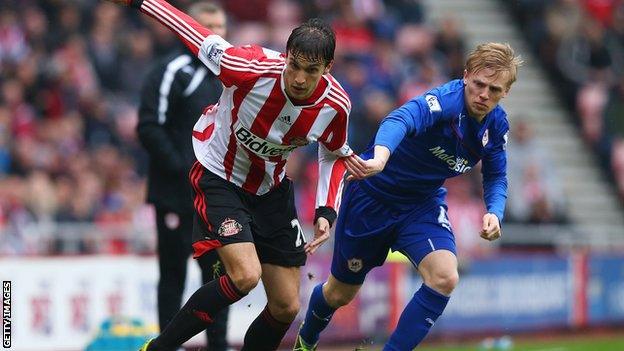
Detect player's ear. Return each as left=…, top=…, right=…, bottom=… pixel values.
left=324, top=60, right=334, bottom=74
left=462, top=69, right=468, bottom=85
left=502, top=86, right=511, bottom=98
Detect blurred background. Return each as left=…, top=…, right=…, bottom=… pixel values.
left=0, top=0, right=623, bottom=350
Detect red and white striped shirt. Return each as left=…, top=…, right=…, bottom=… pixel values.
left=138, top=0, right=352, bottom=211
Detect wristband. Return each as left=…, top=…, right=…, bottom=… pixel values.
left=314, top=206, right=337, bottom=227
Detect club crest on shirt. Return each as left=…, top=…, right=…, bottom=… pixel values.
left=482, top=129, right=489, bottom=147
left=348, top=258, right=363, bottom=273
left=289, top=136, right=309, bottom=147
left=218, top=218, right=242, bottom=237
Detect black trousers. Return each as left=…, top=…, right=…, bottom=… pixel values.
left=156, top=207, right=229, bottom=350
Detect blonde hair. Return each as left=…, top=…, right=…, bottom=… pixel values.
left=465, top=42, right=523, bottom=88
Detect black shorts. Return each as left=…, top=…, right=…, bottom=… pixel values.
left=189, top=161, right=307, bottom=267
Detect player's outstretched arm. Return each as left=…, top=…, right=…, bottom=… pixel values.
left=105, top=0, right=214, bottom=57
left=344, top=145, right=390, bottom=181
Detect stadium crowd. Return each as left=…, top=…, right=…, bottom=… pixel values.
left=0, top=0, right=568, bottom=256
left=508, top=0, right=624, bottom=200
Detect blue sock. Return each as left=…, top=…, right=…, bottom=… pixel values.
left=383, top=284, right=450, bottom=351
left=299, top=283, right=336, bottom=346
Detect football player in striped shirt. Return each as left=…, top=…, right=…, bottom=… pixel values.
left=294, top=43, right=523, bottom=350
left=106, top=0, right=366, bottom=350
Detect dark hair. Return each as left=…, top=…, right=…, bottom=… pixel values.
left=286, top=18, right=335, bottom=66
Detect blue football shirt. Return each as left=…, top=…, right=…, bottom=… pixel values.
left=359, top=79, right=509, bottom=220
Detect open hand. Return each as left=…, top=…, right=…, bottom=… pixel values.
left=344, top=154, right=385, bottom=181
left=305, top=217, right=330, bottom=255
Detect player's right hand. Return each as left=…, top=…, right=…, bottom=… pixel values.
left=306, top=217, right=331, bottom=255
left=344, top=154, right=385, bottom=181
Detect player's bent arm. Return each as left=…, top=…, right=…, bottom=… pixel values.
left=315, top=143, right=350, bottom=227
left=374, top=95, right=443, bottom=153
left=371, top=145, right=391, bottom=169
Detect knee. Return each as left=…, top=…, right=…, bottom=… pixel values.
left=426, top=270, right=459, bottom=296
left=268, top=299, right=300, bottom=323
left=228, top=266, right=261, bottom=294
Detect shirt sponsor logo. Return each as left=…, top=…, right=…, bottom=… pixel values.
left=425, top=95, right=442, bottom=112
left=429, top=146, right=472, bottom=173
left=234, top=124, right=298, bottom=157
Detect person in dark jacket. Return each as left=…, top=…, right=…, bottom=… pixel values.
left=136, top=2, right=229, bottom=350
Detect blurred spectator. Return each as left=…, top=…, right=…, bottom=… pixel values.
left=0, top=0, right=567, bottom=256
left=508, top=0, right=624, bottom=200
left=506, top=120, right=568, bottom=224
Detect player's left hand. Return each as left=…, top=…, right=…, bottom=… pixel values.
left=306, top=217, right=330, bottom=255
left=480, top=213, right=501, bottom=241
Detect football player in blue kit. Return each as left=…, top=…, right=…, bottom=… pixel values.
left=294, top=43, right=523, bottom=350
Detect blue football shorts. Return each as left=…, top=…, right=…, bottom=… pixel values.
left=331, top=181, right=457, bottom=285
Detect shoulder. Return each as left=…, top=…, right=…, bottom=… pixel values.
left=325, top=74, right=351, bottom=117
left=489, top=106, right=510, bottom=134
left=223, top=44, right=285, bottom=64
left=418, top=79, right=464, bottom=118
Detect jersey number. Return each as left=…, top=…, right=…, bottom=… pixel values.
left=291, top=219, right=306, bottom=247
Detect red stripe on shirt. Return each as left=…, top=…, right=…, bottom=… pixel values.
left=140, top=0, right=210, bottom=56
left=223, top=83, right=254, bottom=179
left=272, top=159, right=287, bottom=188
left=324, top=158, right=347, bottom=209
left=249, top=80, right=286, bottom=138
left=318, top=111, right=347, bottom=151
left=241, top=150, right=266, bottom=194
left=281, top=106, right=321, bottom=145
left=192, top=123, right=215, bottom=141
